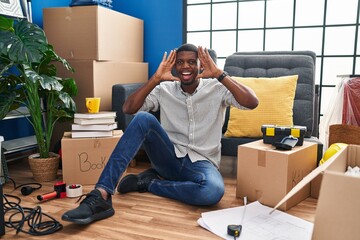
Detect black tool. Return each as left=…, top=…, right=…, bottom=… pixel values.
left=10, top=180, right=42, bottom=196
left=37, top=181, right=66, bottom=201
left=273, top=135, right=298, bottom=150
left=227, top=224, right=242, bottom=239
left=20, top=183, right=42, bottom=196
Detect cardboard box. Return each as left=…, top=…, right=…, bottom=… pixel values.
left=56, top=60, right=148, bottom=112
left=237, top=140, right=317, bottom=211
left=61, top=130, right=123, bottom=185
left=310, top=173, right=322, bottom=199
left=43, top=6, right=144, bottom=61
left=312, top=145, right=360, bottom=240
left=261, top=125, right=307, bottom=146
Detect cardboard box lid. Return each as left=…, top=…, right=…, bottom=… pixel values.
left=270, top=144, right=349, bottom=213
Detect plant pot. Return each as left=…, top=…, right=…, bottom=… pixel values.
left=28, top=152, right=60, bottom=182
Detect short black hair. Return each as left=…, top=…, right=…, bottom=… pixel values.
left=176, top=43, right=198, bottom=56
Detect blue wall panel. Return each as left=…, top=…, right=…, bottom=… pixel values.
left=113, top=0, right=183, bottom=77
left=0, top=118, right=34, bottom=141
left=31, top=0, right=72, bottom=28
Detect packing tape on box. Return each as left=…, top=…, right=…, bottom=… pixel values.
left=66, top=184, right=83, bottom=198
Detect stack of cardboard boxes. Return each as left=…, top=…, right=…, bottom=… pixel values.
left=43, top=6, right=146, bottom=184
left=43, top=5, right=148, bottom=112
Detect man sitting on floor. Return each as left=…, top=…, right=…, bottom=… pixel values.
left=61, top=43, right=259, bottom=224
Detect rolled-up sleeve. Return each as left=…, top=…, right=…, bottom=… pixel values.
left=138, top=85, right=160, bottom=112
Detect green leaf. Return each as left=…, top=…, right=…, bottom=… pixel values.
left=58, top=92, right=77, bottom=112
left=46, top=47, right=75, bottom=73
left=61, top=77, right=78, bottom=97
left=40, top=75, right=63, bottom=92
left=0, top=16, right=13, bottom=31
left=0, top=92, right=16, bottom=119
left=23, top=64, right=41, bottom=84
left=0, top=19, right=48, bottom=64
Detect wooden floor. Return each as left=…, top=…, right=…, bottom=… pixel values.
left=2, top=158, right=317, bottom=240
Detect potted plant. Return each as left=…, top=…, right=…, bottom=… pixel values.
left=0, top=16, right=78, bottom=181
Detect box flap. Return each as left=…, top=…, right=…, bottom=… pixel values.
left=347, top=144, right=360, bottom=167
left=270, top=144, right=348, bottom=213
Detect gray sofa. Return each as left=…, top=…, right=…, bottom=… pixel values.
left=112, top=51, right=323, bottom=162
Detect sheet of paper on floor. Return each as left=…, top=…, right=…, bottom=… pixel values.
left=197, top=201, right=313, bottom=240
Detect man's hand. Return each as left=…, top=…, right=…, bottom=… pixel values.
left=153, top=50, right=180, bottom=83
left=196, top=46, right=222, bottom=80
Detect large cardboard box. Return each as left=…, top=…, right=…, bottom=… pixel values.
left=237, top=140, right=317, bottom=211
left=61, top=131, right=123, bottom=185
left=312, top=145, right=360, bottom=240
left=56, top=60, right=148, bottom=112
left=43, top=6, right=143, bottom=61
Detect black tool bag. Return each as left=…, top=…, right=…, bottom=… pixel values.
left=69, top=0, right=112, bottom=8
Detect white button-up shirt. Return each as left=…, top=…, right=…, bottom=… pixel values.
left=138, top=78, right=247, bottom=168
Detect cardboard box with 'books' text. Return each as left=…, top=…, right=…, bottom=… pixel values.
left=237, top=140, right=317, bottom=211
left=61, top=130, right=123, bottom=185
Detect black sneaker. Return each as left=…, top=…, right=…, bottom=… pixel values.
left=61, top=189, right=114, bottom=224
left=117, top=168, right=160, bottom=194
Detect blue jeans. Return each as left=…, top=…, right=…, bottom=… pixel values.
left=96, top=112, right=224, bottom=206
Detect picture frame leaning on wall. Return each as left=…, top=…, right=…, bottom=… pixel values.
left=0, top=0, right=25, bottom=19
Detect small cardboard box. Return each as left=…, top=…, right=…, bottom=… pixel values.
left=261, top=125, right=307, bottom=146
left=56, top=60, right=148, bottom=112
left=43, top=6, right=143, bottom=61
left=312, top=145, right=360, bottom=240
left=237, top=140, right=317, bottom=211
left=61, top=130, right=123, bottom=185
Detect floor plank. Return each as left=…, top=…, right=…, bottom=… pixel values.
left=2, top=158, right=317, bottom=239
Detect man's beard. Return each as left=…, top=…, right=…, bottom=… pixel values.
left=181, top=78, right=196, bottom=86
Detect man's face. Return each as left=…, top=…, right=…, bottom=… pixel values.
left=175, top=51, right=198, bottom=86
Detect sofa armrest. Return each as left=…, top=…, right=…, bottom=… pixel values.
left=112, top=83, right=143, bottom=130
left=312, top=84, right=320, bottom=138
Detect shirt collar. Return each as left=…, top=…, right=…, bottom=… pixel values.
left=178, top=78, right=204, bottom=96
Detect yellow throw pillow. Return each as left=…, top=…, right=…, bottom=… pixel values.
left=224, top=75, right=298, bottom=137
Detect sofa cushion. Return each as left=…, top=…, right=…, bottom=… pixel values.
left=224, top=75, right=298, bottom=137
left=224, top=51, right=316, bottom=138
left=221, top=136, right=260, bottom=156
